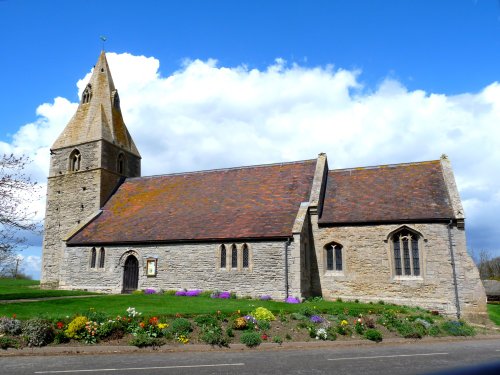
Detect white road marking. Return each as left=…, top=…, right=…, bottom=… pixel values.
left=328, top=352, right=449, bottom=361
left=34, top=362, right=245, bottom=374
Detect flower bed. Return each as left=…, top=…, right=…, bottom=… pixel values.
left=0, top=294, right=483, bottom=350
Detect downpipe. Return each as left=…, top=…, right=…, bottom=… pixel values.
left=284, top=237, right=292, bottom=298
left=447, top=220, right=461, bottom=319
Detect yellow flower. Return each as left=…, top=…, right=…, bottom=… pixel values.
left=158, top=323, right=168, bottom=329
left=340, top=320, right=349, bottom=326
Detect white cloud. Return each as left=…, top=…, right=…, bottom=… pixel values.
left=4, top=52, right=500, bottom=270
left=16, top=254, right=41, bottom=280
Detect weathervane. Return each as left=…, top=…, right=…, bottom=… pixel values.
left=100, top=35, right=107, bottom=50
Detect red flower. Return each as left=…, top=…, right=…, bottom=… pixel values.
left=12, top=314, right=16, bottom=319
left=261, top=334, right=268, bottom=340
left=149, top=317, right=159, bottom=325
left=139, top=322, right=145, bottom=328
left=56, top=322, right=64, bottom=329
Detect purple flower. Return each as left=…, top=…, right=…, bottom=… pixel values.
left=185, top=289, right=202, bottom=297
left=144, top=288, right=156, bottom=295
left=218, top=291, right=231, bottom=299
left=285, top=296, right=301, bottom=304
left=244, top=315, right=257, bottom=324
left=175, top=290, right=187, bottom=296
left=310, top=315, right=323, bottom=323
left=260, top=295, right=272, bottom=301
left=210, top=292, right=219, bottom=299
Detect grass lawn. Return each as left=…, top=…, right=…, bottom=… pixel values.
left=0, top=292, right=408, bottom=320
left=487, top=303, right=500, bottom=326
left=0, top=278, right=97, bottom=300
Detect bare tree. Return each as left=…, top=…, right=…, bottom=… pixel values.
left=473, top=248, right=500, bottom=280
left=0, top=154, right=40, bottom=276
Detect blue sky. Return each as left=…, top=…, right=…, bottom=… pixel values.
left=0, top=0, right=499, bottom=278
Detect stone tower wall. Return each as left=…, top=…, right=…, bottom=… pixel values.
left=41, top=140, right=140, bottom=288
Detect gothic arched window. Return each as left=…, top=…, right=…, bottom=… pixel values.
left=69, top=149, right=81, bottom=172
left=242, top=244, right=249, bottom=268
left=82, top=84, right=92, bottom=104
left=231, top=244, right=237, bottom=269
left=220, top=245, right=227, bottom=269
left=90, top=247, right=97, bottom=268
left=325, top=242, right=343, bottom=271
left=98, top=247, right=105, bottom=268
left=392, top=228, right=420, bottom=276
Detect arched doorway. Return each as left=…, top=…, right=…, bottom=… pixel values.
left=122, top=255, right=139, bottom=293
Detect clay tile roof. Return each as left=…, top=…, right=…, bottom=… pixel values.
left=67, top=159, right=317, bottom=245
left=319, top=160, right=454, bottom=225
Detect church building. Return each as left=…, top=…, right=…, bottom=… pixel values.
left=41, top=51, right=487, bottom=320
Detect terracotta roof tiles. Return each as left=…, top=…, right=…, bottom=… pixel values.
left=319, top=160, right=454, bottom=224
left=67, top=159, right=317, bottom=245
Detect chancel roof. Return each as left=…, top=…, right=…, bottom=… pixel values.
left=67, top=159, right=317, bottom=245
left=319, top=160, right=454, bottom=225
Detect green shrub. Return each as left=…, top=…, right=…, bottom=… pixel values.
left=272, top=336, right=283, bottom=344
left=291, top=313, right=307, bottom=321
left=194, top=315, right=219, bottom=328
left=0, top=317, right=22, bottom=335
left=131, top=290, right=144, bottom=295
left=326, top=326, right=337, bottom=341
left=0, top=336, right=19, bottom=350
left=396, top=321, right=425, bottom=339
left=365, top=329, right=383, bottom=342
left=226, top=327, right=234, bottom=337
left=170, top=318, right=192, bottom=336
left=240, top=331, right=262, bottom=347
left=53, top=331, right=70, bottom=344
left=298, top=306, right=315, bottom=317
left=440, top=321, right=475, bottom=336
left=428, top=325, right=441, bottom=337
left=257, top=320, right=271, bottom=330
left=354, top=322, right=365, bottom=335
left=200, top=326, right=229, bottom=347
left=83, top=310, right=108, bottom=324
left=164, top=290, right=177, bottom=296
left=22, top=319, right=55, bottom=347
left=129, top=334, right=166, bottom=348
left=285, top=333, right=292, bottom=340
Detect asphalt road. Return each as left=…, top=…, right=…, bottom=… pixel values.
left=1, top=339, right=499, bottom=375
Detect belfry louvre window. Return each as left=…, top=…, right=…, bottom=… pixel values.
left=325, top=243, right=343, bottom=271
left=220, top=245, right=227, bottom=268
left=242, top=244, right=249, bottom=268
left=98, top=247, right=105, bottom=268
left=117, top=153, right=124, bottom=174
left=231, top=244, right=237, bottom=268
left=90, top=247, right=97, bottom=268
left=69, top=149, right=81, bottom=172
left=393, top=229, right=420, bottom=276
left=82, top=84, right=92, bottom=104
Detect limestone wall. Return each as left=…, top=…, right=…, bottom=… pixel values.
left=59, top=240, right=290, bottom=298
left=310, top=216, right=487, bottom=318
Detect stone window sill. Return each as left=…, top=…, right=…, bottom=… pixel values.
left=393, top=276, right=424, bottom=281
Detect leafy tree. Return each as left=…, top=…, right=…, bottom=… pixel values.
left=0, top=154, right=40, bottom=277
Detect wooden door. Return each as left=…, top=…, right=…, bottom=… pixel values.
left=123, top=255, right=139, bottom=293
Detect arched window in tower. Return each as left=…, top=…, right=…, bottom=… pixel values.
left=112, top=90, right=120, bottom=109
left=69, top=149, right=81, bottom=172
left=82, top=84, right=92, bottom=104
left=117, top=153, right=125, bottom=174
left=392, top=228, right=421, bottom=276
left=90, top=247, right=96, bottom=268
left=98, top=247, right=105, bottom=268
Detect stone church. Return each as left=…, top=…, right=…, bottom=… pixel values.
left=41, top=51, right=487, bottom=319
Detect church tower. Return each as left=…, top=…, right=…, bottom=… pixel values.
left=41, top=51, right=141, bottom=288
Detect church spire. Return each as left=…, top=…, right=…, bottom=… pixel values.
left=51, top=51, right=140, bottom=156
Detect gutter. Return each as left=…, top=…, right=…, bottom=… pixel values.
left=284, top=237, right=292, bottom=298
left=447, top=220, right=461, bottom=319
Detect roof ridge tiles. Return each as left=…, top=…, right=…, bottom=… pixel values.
left=127, top=158, right=317, bottom=180
left=329, top=159, right=441, bottom=173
